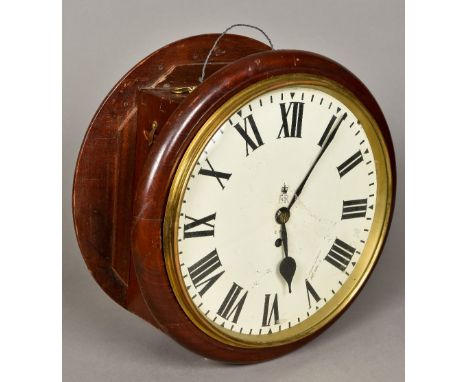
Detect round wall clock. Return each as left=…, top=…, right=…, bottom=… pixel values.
left=73, top=33, right=395, bottom=363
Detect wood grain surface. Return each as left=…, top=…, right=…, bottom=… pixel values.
left=131, top=48, right=396, bottom=362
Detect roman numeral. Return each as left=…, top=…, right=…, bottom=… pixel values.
left=187, top=249, right=224, bottom=297
left=198, top=159, right=231, bottom=189
left=341, top=199, right=368, bottom=219
left=337, top=151, right=364, bottom=177
left=262, top=293, right=279, bottom=327
left=183, top=213, right=216, bottom=239
left=325, top=238, right=356, bottom=272
left=277, top=102, right=304, bottom=138
left=305, top=280, right=321, bottom=308
left=233, top=114, right=264, bottom=156
left=318, top=113, right=347, bottom=147
left=217, top=282, right=248, bottom=324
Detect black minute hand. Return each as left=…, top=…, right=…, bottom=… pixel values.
left=288, top=113, right=347, bottom=210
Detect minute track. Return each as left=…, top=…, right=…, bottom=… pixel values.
left=174, top=83, right=381, bottom=342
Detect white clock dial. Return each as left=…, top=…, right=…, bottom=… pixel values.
left=176, top=85, right=377, bottom=336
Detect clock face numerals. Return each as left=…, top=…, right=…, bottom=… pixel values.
left=278, top=101, right=304, bottom=138
left=176, top=86, right=378, bottom=339
left=183, top=213, right=216, bottom=239
left=232, top=114, right=264, bottom=156
left=187, top=249, right=224, bottom=296
left=337, top=150, right=364, bottom=177
left=217, top=283, right=248, bottom=324
left=324, top=238, right=356, bottom=272
left=198, top=159, right=232, bottom=189
left=319, top=112, right=347, bottom=147
left=305, top=280, right=321, bottom=308
left=341, top=199, right=368, bottom=220
left=262, top=293, right=280, bottom=327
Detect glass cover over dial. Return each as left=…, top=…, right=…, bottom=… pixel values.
left=165, top=78, right=391, bottom=347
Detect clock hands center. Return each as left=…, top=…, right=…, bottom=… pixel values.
left=287, top=113, right=347, bottom=211
left=273, top=113, right=346, bottom=293
left=275, top=207, right=296, bottom=293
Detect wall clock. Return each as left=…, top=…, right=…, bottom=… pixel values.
left=73, top=32, right=395, bottom=363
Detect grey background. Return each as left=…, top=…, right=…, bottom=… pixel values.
left=63, top=0, right=404, bottom=381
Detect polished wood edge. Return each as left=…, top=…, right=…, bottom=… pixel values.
left=72, top=34, right=271, bottom=309
left=131, top=49, right=396, bottom=363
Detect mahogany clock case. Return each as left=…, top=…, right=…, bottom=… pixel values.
left=73, top=34, right=396, bottom=363
left=73, top=33, right=271, bottom=316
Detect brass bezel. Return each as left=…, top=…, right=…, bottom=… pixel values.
left=163, top=74, right=393, bottom=348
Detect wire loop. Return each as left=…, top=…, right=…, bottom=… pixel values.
left=199, top=24, right=274, bottom=83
